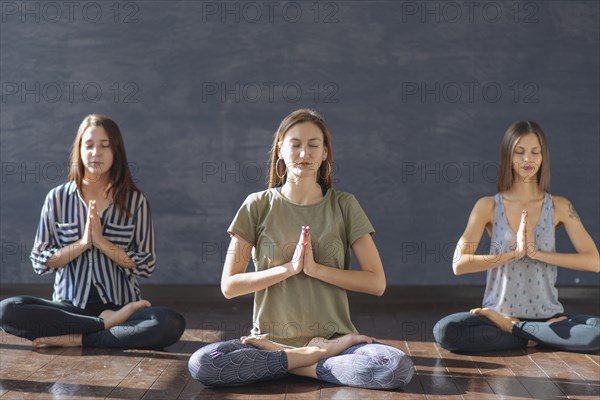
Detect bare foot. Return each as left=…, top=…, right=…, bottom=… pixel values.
left=307, top=333, right=374, bottom=358
left=240, top=335, right=288, bottom=351
left=99, top=300, right=151, bottom=329
left=547, top=316, right=569, bottom=324
left=33, top=334, right=83, bottom=348
left=471, top=307, right=518, bottom=333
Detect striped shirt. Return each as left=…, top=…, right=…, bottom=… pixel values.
left=30, top=181, right=156, bottom=308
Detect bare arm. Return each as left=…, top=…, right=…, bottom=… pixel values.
left=46, top=239, right=137, bottom=270
left=528, top=197, right=599, bottom=272
left=45, top=199, right=137, bottom=270
left=453, top=197, right=525, bottom=275
left=304, top=231, right=386, bottom=296
left=95, top=238, right=137, bottom=269
left=44, top=241, right=88, bottom=269
left=220, top=234, right=299, bottom=299
left=45, top=202, right=92, bottom=269
left=91, top=200, right=138, bottom=269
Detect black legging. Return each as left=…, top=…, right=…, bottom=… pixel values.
left=434, top=311, right=600, bottom=353
left=0, top=296, right=185, bottom=349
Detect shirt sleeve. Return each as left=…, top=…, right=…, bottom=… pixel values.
left=125, top=194, right=156, bottom=278
left=227, top=194, right=259, bottom=246
left=30, top=191, right=58, bottom=275
left=342, top=194, right=375, bottom=246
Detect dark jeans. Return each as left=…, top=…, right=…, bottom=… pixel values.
left=434, top=311, right=600, bottom=353
left=0, top=295, right=185, bottom=349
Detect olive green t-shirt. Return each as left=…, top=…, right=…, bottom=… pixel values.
left=228, top=188, right=375, bottom=347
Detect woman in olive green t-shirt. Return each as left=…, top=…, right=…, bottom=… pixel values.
left=188, top=109, right=414, bottom=389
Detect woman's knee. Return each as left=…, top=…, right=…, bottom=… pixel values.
left=188, top=341, right=239, bottom=386
left=433, top=313, right=470, bottom=351
left=433, top=317, right=451, bottom=348
left=0, top=296, right=41, bottom=339
left=587, top=331, right=600, bottom=352
left=342, top=344, right=415, bottom=390
left=578, top=323, right=600, bottom=353
left=0, top=296, right=29, bottom=327
left=371, top=347, right=415, bottom=389
left=150, top=307, right=186, bottom=348
left=188, top=345, right=212, bottom=383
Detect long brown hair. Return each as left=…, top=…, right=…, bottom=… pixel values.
left=267, top=109, right=334, bottom=189
left=497, top=120, right=550, bottom=193
left=68, top=114, right=139, bottom=214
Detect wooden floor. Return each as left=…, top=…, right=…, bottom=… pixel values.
left=1, top=289, right=599, bottom=399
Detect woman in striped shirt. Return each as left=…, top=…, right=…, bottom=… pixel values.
left=0, top=114, right=185, bottom=349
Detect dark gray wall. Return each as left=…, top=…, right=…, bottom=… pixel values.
left=1, top=1, right=598, bottom=286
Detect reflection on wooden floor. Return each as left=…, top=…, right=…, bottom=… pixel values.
left=1, top=292, right=599, bottom=399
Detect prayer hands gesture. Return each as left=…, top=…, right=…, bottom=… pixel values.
left=516, top=210, right=538, bottom=260
left=289, top=226, right=317, bottom=276
left=80, top=200, right=105, bottom=251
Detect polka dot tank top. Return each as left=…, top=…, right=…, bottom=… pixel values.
left=482, top=193, right=563, bottom=319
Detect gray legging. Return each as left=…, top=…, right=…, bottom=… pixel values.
left=434, top=312, right=600, bottom=353
left=188, top=339, right=414, bottom=390
left=0, top=296, right=185, bottom=349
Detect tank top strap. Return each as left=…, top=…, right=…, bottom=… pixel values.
left=493, top=193, right=502, bottom=219
left=535, top=193, right=554, bottom=233
left=492, top=193, right=510, bottom=240
left=494, top=193, right=554, bottom=232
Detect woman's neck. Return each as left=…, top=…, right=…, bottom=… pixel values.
left=504, top=180, right=544, bottom=202
left=81, top=174, right=110, bottom=197
left=280, top=178, right=323, bottom=205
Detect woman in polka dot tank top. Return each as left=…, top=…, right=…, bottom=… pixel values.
left=433, top=121, right=599, bottom=353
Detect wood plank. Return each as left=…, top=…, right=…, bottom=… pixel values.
left=1, top=297, right=597, bottom=400
left=172, top=340, right=211, bottom=400
left=0, top=343, right=67, bottom=382
left=0, top=333, right=67, bottom=399
left=469, top=352, right=532, bottom=398
left=321, top=385, right=391, bottom=399
left=434, top=345, right=496, bottom=399
left=107, top=356, right=168, bottom=399
left=283, top=376, right=322, bottom=399
left=555, top=352, right=600, bottom=380
left=501, top=350, right=566, bottom=400
left=0, top=379, right=55, bottom=400
left=528, top=350, right=599, bottom=399
left=586, top=354, right=600, bottom=366
left=142, top=359, right=189, bottom=400
left=405, top=341, right=463, bottom=399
